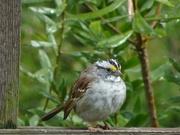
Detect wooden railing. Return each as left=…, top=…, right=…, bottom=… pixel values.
left=0, top=1, right=180, bottom=134
left=0, top=127, right=180, bottom=134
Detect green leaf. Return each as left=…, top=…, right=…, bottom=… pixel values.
left=22, top=0, right=52, bottom=4
left=119, top=22, right=132, bottom=33
left=133, top=13, right=156, bottom=36
left=131, top=79, right=143, bottom=91
left=89, top=21, right=102, bottom=36
left=106, top=116, right=116, bottom=127
left=20, top=66, right=34, bottom=78
left=133, top=96, right=141, bottom=114
left=40, top=91, right=60, bottom=104
left=157, top=114, right=168, bottom=121
left=56, top=2, right=66, bottom=17
left=65, top=51, right=91, bottom=60
left=37, top=15, right=61, bottom=33
left=18, top=118, right=25, bottom=126
left=29, top=115, right=39, bottom=126
left=72, top=22, right=96, bottom=44
left=72, top=21, right=99, bottom=46
left=161, top=3, right=180, bottom=22
left=28, top=108, right=44, bottom=117
left=165, top=106, right=180, bottom=113
left=140, top=0, right=155, bottom=12
left=47, top=33, right=57, bottom=47
left=79, top=0, right=97, bottom=5
left=38, top=14, right=55, bottom=25
left=164, top=70, right=180, bottom=85
left=125, top=114, right=148, bottom=127
left=39, top=50, right=52, bottom=68
left=154, top=28, right=166, bottom=38
left=163, top=96, right=180, bottom=104
left=120, top=110, right=133, bottom=119
left=167, top=57, right=180, bottom=72
left=20, top=66, right=50, bottom=84
left=34, top=33, right=47, bottom=41
left=28, top=41, right=54, bottom=47
left=67, top=0, right=126, bottom=19
left=74, top=28, right=92, bottom=41
left=33, top=69, right=50, bottom=84
left=65, top=51, right=83, bottom=57
left=50, top=81, right=58, bottom=94
left=151, top=62, right=170, bottom=81
left=24, top=114, right=30, bottom=126
left=101, top=15, right=129, bottom=24
left=97, top=30, right=133, bottom=48
left=71, top=114, right=84, bottom=125
left=34, top=68, right=51, bottom=77
left=58, top=78, right=67, bottom=102
left=73, top=34, right=89, bottom=46
left=46, top=24, right=60, bottom=34
left=29, top=7, right=56, bottom=15
left=124, top=56, right=139, bottom=69
left=55, top=0, right=62, bottom=6
left=156, top=0, right=174, bottom=7
left=125, top=81, right=133, bottom=92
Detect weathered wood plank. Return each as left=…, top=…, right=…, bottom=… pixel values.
left=0, top=0, right=21, bottom=129
left=0, top=127, right=179, bottom=135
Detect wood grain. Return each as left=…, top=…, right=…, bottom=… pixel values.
left=0, top=0, right=21, bottom=128
left=0, top=127, right=179, bottom=135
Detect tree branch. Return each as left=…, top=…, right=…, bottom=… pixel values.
left=135, top=37, right=159, bottom=127
left=132, top=0, right=159, bottom=127
left=128, top=0, right=134, bottom=20
left=151, top=3, right=162, bottom=28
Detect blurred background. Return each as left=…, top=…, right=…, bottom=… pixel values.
left=20, top=0, right=180, bottom=127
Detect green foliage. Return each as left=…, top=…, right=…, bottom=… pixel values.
left=163, top=96, right=180, bottom=104
left=155, top=0, right=174, bottom=7
left=20, top=0, right=180, bottom=127
left=133, top=13, right=156, bottom=36
left=22, top=0, right=53, bottom=4
left=162, top=58, right=180, bottom=115
left=67, top=0, right=126, bottom=19
left=97, top=30, right=133, bottom=48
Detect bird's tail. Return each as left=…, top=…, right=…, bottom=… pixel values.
left=40, top=104, right=66, bottom=121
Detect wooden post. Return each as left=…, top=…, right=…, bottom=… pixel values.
left=0, top=0, right=21, bottom=129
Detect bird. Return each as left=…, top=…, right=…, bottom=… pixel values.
left=40, top=59, right=126, bottom=131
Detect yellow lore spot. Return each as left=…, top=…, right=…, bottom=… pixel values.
left=109, top=66, right=117, bottom=71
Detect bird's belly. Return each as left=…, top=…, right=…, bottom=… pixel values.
left=75, top=81, right=126, bottom=122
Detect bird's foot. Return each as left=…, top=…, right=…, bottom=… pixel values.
left=86, top=122, right=104, bottom=132
left=86, top=121, right=111, bottom=132
left=95, top=124, right=110, bottom=130
left=95, top=121, right=111, bottom=130
left=87, top=126, right=104, bottom=132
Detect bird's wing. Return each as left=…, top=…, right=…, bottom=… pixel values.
left=63, top=73, right=96, bottom=119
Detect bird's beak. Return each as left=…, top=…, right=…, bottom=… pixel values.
left=114, top=70, right=123, bottom=76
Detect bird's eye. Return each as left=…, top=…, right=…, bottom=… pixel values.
left=106, top=68, right=111, bottom=72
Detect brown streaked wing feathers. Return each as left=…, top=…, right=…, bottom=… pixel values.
left=63, top=74, right=96, bottom=119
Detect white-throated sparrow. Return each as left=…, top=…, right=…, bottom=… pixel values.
left=40, top=59, right=126, bottom=131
